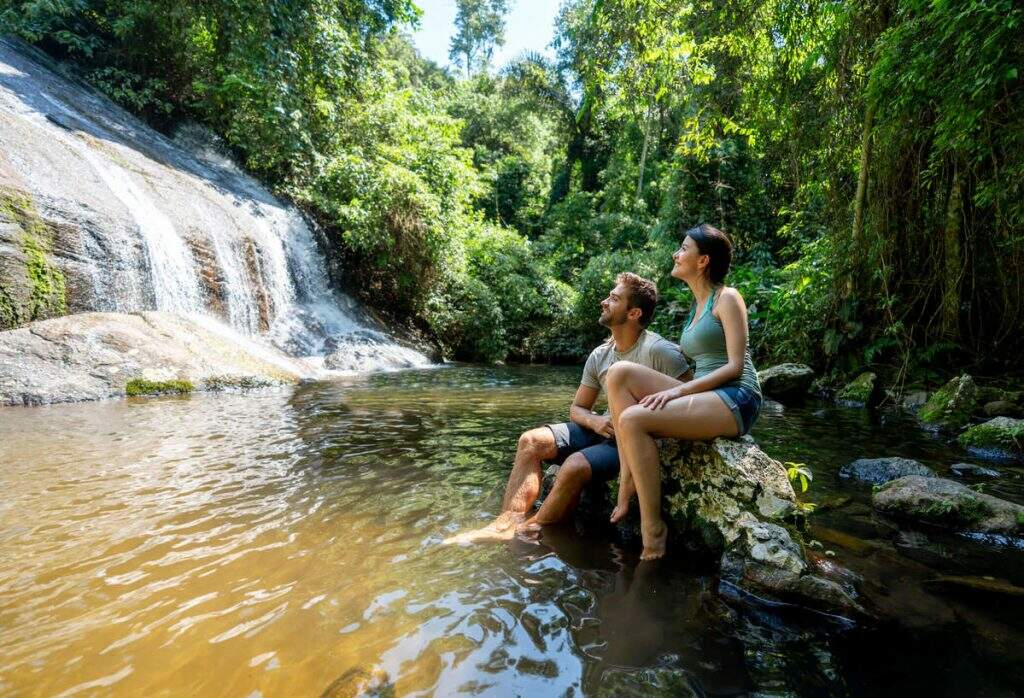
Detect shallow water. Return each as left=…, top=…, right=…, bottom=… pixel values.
left=1, top=366, right=1023, bottom=696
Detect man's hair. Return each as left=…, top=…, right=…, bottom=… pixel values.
left=616, top=272, right=658, bottom=327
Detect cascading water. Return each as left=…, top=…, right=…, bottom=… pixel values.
left=0, top=39, right=430, bottom=371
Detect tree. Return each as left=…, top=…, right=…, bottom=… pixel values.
left=448, top=0, right=509, bottom=77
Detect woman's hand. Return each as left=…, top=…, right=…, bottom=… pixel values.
left=639, top=385, right=687, bottom=410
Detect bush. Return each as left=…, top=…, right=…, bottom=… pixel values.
left=426, top=275, right=506, bottom=362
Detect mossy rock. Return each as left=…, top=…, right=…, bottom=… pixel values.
left=836, top=372, right=877, bottom=406
left=203, top=375, right=276, bottom=391
left=959, top=417, right=1024, bottom=457
left=125, top=378, right=194, bottom=396
left=919, top=375, right=978, bottom=430
left=873, top=475, right=1023, bottom=534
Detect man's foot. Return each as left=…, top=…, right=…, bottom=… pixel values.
left=640, top=520, right=668, bottom=560
left=442, top=511, right=526, bottom=545
left=610, top=501, right=630, bottom=524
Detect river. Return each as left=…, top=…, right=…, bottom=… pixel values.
left=1, top=366, right=1022, bottom=696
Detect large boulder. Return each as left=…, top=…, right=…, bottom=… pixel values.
left=757, top=363, right=815, bottom=402
left=839, top=457, right=936, bottom=485
left=654, top=437, right=863, bottom=615
left=836, top=372, right=878, bottom=407
left=918, top=375, right=978, bottom=430
left=0, top=311, right=317, bottom=406
left=982, top=400, right=1023, bottom=419
left=959, top=417, right=1024, bottom=458
left=872, top=475, right=1024, bottom=535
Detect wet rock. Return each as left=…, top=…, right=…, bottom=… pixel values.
left=918, top=375, right=978, bottom=430
left=757, top=363, right=815, bottom=402
left=839, top=457, right=936, bottom=485
left=872, top=475, right=1024, bottom=534
left=808, top=525, right=873, bottom=556
left=983, top=400, right=1023, bottom=418
left=320, top=667, right=394, bottom=698
left=719, top=515, right=863, bottom=616
left=0, top=311, right=316, bottom=406
left=923, top=575, right=1024, bottom=599
left=836, top=372, right=878, bottom=407
left=901, top=390, right=930, bottom=411
left=950, top=463, right=1001, bottom=478
left=977, top=386, right=1024, bottom=406
left=958, top=417, right=1024, bottom=458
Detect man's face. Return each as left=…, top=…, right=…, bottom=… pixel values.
left=599, top=283, right=634, bottom=327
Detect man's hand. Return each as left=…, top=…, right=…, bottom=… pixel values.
left=590, top=414, right=615, bottom=438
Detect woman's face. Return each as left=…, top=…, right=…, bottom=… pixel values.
left=671, top=235, right=706, bottom=281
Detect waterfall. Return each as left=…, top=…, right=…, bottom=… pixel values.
left=0, top=39, right=431, bottom=371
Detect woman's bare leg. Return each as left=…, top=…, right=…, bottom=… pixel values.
left=605, top=361, right=683, bottom=523
left=617, top=392, right=738, bottom=559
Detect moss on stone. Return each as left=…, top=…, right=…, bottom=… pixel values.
left=919, top=375, right=977, bottom=428
left=126, top=378, right=194, bottom=396
left=959, top=417, right=1024, bottom=454
left=836, top=372, right=877, bottom=405
left=0, top=187, right=67, bottom=325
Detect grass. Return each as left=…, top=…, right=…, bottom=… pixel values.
left=126, top=379, right=194, bottom=396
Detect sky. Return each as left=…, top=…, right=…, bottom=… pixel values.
left=410, top=1, right=562, bottom=73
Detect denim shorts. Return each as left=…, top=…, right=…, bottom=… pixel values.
left=714, top=386, right=762, bottom=436
left=546, top=422, right=620, bottom=482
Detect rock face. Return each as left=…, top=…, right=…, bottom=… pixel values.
left=872, top=475, right=1024, bottom=534
left=0, top=311, right=317, bottom=406
left=757, top=363, right=815, bottom=402
left=839, top=457, right=936, bottom=485
left=919, top=375, right=978, bottom=430
left=950, top=463, right=1001, bottom=478
left=836, top=372, right=878, bottom=406
left=654, top=437, right=863, bottom=615
left=959, top=417, right=1024, bottom=458
left=983, top=400, right=1023, bottom=418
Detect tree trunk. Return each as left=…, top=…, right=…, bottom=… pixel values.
left=940, top=165, right=962, bottom=339
left=852, top=99, right=877, bottom=253
left=635, top=100, right=654, bottom=202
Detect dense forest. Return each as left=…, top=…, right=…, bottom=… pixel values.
left=3, top=0, right=1022, bottom=386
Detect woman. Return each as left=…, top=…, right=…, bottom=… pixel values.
left=605, top=224, right=762, bottom=560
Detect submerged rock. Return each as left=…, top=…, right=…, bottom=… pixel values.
left=872, top=475, right=1024, bottom=534
left=0, top=311, right=316, bottom=406
left=958, top=417, right=1024, bottom=458
left=983, top=400, right=1022, bottom=418
left=901, top=390, right=930, bottom=412
left=836, top=372, right=878, bottom=407
left=839, top=457, right=936, bottom=485
left=757, top=363, right=815, bottom=402
left=918, top=375, right=978, bottom=430
left=950, top=463, right=1001, bottom=478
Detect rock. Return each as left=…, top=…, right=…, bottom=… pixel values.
left=958, top=417, right=1024, bottom=458
left=950, top=463, right=1001, bottom=478
left=719, top=515, right=863, bottom=616
left=323, top=331, right=428, bottom=372
left=757, top=363, right=815, bottom=402
left=0, top=311, right=317, bottom=406
left=983, top=400, right=1022, bottom=418
left=872, top=475, right=1024, bottom=534
left=977, top=386, right=1024, bottom=405
left=836, top=372, right=878, bottom=407
left=653, top=437, right=864, bottom=615
left=918, top=375, right=978, bottom=430
left=922, top=575, right=1024, bottom=599
left=901, top=390, right=930, bottom=411
left=839, top=457, right=936, bottom=485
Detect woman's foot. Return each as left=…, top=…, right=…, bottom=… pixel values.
left=640, top=520, right=668, bottom=560
left=609, top=501, right=630, bottom=523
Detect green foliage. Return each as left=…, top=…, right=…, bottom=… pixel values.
left=449, top=0, right=508, bottom=76
left=126, top=379, right=194, bottom=396
left=785, top=462, right=813, bottom=494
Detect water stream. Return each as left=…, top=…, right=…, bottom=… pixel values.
left=2, top=366, right=1022, bottom=696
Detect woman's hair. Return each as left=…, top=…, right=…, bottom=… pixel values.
left=683, top=223, right=732, bottom=284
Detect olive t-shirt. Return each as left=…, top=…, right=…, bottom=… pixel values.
left=581, top=329, right=691, bottom=396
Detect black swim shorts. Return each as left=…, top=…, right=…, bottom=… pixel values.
left=546, top=422, right=620, bottom=482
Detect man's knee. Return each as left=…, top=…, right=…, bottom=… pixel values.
left=555, top=453, right=592, bottom=489
left=518, top=426, right=555, bottom=458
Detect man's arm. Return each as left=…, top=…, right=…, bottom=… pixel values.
left=569, top=385, right=614, bottom=438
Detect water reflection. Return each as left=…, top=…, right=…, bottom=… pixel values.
left=1, top=366, right=1022, bottom=696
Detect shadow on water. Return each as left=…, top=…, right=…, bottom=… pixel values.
left=1, top=365, right=1022, bottom=696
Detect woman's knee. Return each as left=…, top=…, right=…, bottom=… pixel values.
left=606, top=360, right=639, bottom=387
left=619, top=404, right=653, bottom=433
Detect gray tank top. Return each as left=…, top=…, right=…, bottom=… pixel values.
left=679, top=287, right=761, bottom=397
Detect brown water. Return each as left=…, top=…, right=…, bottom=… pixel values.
left=2, top=366, right=1023, bottom=696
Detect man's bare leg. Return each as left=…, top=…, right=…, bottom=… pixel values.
left=444, top=426, right=558, bottom=544
left=517, top=453, right=591, bottom=534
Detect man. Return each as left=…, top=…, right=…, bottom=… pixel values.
left=447, top=272, right=690, bottom=543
